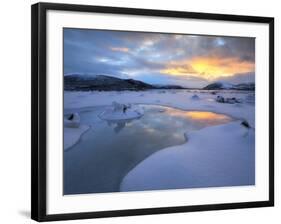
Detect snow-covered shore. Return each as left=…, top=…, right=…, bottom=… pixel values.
left=64, top=125, right=89, bottom=150
left=120, top=121, right=255, bottom=191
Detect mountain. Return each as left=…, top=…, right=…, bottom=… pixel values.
left=64, top=74, right=186, bottom=91
left=203, top=82, right=234, bottom=90
left=153, top=84, right=185, bottom=89
left=234, top=83, right=255, bottom=90
left=203, top=82, right=255, bottom=90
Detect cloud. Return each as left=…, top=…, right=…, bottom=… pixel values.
left=63, top=28, right=255, bottom=87
left=161, top=55, right=254, bottom=81
left=110, top=47, right=129, bottom=52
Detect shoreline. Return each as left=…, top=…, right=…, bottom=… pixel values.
left=120, top=120, right=255, bottom=192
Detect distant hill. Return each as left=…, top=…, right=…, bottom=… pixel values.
left=203, top=82, right=255, bottom=90
left=64, top=74, right=186, bottom=91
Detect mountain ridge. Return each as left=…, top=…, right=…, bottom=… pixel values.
left=64, top=74, right=186, bottom=91
left=203, top=81, right=255, bottom=90
left=64, top=74, right=255, bottom=91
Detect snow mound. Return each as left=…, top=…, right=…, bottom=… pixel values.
left=120, top=121, right=254, bottom=191
left=191, top=94, right=200, bottom=100
left=64, top=112, right=80, bottom=128
left=99, top=102, right=144, bottom=121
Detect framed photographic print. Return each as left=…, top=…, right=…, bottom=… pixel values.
left=31, top=2, right=274, bottom=222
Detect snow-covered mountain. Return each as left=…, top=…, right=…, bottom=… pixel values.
left=64, top=74, right=185, bottom=91
left=203, top=82, right=255, bottom=90
left=234, top=83, right=255, bottom=90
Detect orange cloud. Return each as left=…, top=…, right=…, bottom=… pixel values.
left=110, top=47, right=129, bottom=52
left=161, top=56, right=254, bottom=80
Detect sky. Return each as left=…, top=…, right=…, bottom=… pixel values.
left=64, top=28, right=255, bottom=88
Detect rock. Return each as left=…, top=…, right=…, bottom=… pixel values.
left=225, top=98, right=237, bottom=104
left=216, top=95, right=225, bottom=103
left=241, top=120, right=250, bottom=128
left=216, top=96, right=241, bottom=104
left=64, top=113, right=80, bottom=128
left=227, top=97, right=242, bottom=104
left=184, top=132, right=189, bottom=141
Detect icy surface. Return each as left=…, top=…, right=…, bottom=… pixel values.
left=120, top=121, right=255, bottom=191
left=64, top=125, right=89, bottom=150
left=99, top=102, right=144, bottom=121
left=64, top=90, right=255, bottom=127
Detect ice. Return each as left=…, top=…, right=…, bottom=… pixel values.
left=99, top=102, right=144, bottom=121
left=63, top=112, right=90, bottom=150
left=64, top=125, right=89, bottom=150
left=191, top=94, right=200, bottom=100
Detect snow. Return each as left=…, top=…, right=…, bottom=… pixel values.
left=64, top=125, right=89, bottom=150
left=120, top=121, right=255, bottom=191
left=64, top=90, right=255, bottom=127
left=64, top=112, right=90, bottom=150
left=64, top=89, right=255, bottom=189
left=99, top=102, right=144, bottom=121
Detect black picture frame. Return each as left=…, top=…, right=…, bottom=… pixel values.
left=31, top=2, right=274, bottom=222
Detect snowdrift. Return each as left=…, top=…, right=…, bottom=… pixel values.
left=120, top=121, right=255, bottom=191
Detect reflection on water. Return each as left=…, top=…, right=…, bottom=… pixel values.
left=64, top=105, right=233, bottom=195
left=166, top=109, right=231, bottom=125
left=106, top=120, right=128, bottom=134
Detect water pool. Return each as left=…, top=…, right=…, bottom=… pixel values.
left=64, top=104, right=233, bottom=195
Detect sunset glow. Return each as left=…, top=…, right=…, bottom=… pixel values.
left=162, top=56, right=255, bottom=80
left=184, top=111, right=230, bottom=121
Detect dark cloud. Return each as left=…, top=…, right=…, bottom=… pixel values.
left=64, top=28, right=255, bottom=87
